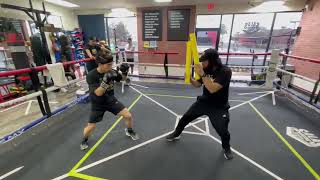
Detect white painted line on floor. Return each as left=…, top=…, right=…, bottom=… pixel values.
left=188, top=118, right=205, bottom=127
left=52, top=132, right=172, bottom=180
left=0, top=166, right=24, bottom=180
left=74, top=132, right=172, bottom=173
left=182, top=131, right=207, bottom=136
left=271, top=91, right=276, bottom=106
left=25, top=100, right=60, bottom=115
left=51, top=174, right=69, bottom=180
left=130, top=83, right=149, bottom=89
left=229, top=100, right=246, bottom=102
left=191, top=124, right=283, bottom=180
left=121, top=81, right=125, bottom=94
left=229, top=92, right=273, bottom=110
left=175, top=116, right=181, bottom=128
left=52, top=89, right=275, bottom=180
left=186, top=93, right=270, bottom=129
left=0, top=101, right=28, bottom=113
left=207, top=134, right=283, bottom=179
left=205, top=117, right=210, bottom=134
left=30, top=100, right=59, bottom=104
left=130, top=86, right=281, bottom=180
left=24, top=101, right=33, bottom=115
left=130, top=86, right=179, bottom=117
left=238, top=91, right=274, bottom=96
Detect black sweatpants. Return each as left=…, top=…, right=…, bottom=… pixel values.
left=175, top=100, right=231, bottom=150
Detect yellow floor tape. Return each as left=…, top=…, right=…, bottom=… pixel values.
left=68, top=94, right=143, bottom=179
left=249, top=102, right=320, bottom=180
left=69, top=172, right=107, bottom=180
left=144, top=93, right=195, bottom=99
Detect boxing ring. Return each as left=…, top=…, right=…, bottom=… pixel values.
left=0, top=50, right=319, bottom=180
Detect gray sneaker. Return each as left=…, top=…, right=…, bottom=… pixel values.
left=125, top=128, right=139, bottom=140
left=166, top=131, right=181, bottom=142
left=223, top=148, right=233, bottom=160
left=80, top=141, right=89, bottom=151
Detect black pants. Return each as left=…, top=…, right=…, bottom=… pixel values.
left=175, top=100, right=231, bottom=150
left=127, top=58, right=134, bottom=74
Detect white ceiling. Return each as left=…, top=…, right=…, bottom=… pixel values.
left=65, top=0, right=286, bottom=9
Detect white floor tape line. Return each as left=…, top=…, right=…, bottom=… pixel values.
left=191, top=124, right=283, bottom=180
left=53, top=89, right=275, bottom=180
left=0, top=166, right=24, bottom=180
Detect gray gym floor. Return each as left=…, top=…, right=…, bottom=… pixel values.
left=0, top=82, right=319, bottom=180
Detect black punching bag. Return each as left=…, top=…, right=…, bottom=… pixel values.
left=30, top=35, right=46, bottom=66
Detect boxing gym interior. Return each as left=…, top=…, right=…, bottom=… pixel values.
left=0, top=0, right=319, bottom=180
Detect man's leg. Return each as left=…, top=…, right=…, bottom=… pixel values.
left=207, top=109, right=233, bottom=159
left=107, top=97, right=139, bottom=140
left=118, top=108, right=139, bottom=140
left=81, top=110, right=104, bottom=150
left=130, top=64, right=134, bottom=74
left=105, top=95, right=140, bottom=141
left=118, top=108, right=133, bottom=129
left=83, top=123, right=96, bottom=141
left=167, top=101, right=204, bottom=141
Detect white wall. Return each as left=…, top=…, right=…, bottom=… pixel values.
left=0, top=0, right=78, bottom=30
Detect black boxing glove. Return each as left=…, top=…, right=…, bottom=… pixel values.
left=119, top=63, right=130, bottom=76
left=114, top=70, right=123, bottom=82
left=100, top=70, right=117, bottom=89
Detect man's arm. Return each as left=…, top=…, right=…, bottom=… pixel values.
left=201, top=77, right=223, bottom=94
left=194, top=64, right=231, bottom=94
left=85, top=49, right=95, bottom=59
left=190, top=78, right=202, bottom=88
left=94, top=86, right=107, bottom=96
left=87, top=73, right=108, bottom=96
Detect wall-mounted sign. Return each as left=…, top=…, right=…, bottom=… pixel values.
left=167, top=9, right=190, bottom=41
left=196, top=28, right=220, bottom=50
left=243, top=22, right=260, bottom=33
left=143, top=41, right=150, bottom=48
left=142, top=10, right=162, bottom=41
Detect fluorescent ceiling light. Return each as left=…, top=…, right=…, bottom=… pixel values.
left=154, top=0, right=172, bottom=3
left=45, top=0, right=79, bottom=8
left=109, top=8, right=135, bottom=17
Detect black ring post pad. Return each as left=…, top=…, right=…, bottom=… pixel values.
left=40, top=87, right=51, bottom=117
left=163, top=53, right=168, bottom=78
left=29, top=67, right=41, bottom=91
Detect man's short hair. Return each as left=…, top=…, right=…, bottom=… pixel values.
left=95, top=51, right=113, bottom=64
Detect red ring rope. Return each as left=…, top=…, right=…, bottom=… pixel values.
left=0, top=58, right=92, bottom=77
left=1, top=52, right=318, bottom=78
left=279, top=53, right=320, bottom=64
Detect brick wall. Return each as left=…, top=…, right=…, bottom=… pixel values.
left=136, top=5, right=196, bottom=65
left=290, top=0, right=320, bottom=80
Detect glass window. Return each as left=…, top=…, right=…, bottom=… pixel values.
left=229, top=13, right=274, bottom=65
left=196, top=15, right=221, bottom=52
left=218, top=15, right=233, bottom=64
left=106, top=17, right=137, bottom=52
left=270, top=12, right=302, bottom=52
left=39, top=14, right=63, bottom=29
left=47, top=15, right=63, bottom=29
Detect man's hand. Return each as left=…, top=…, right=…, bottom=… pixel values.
left=100, top=81, right=109, bottom=89
left=194, top=64, right=204, bottom=76
left=190, top=77, right=202, bottom=88
left=103, top=70, right=118, bottom=84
